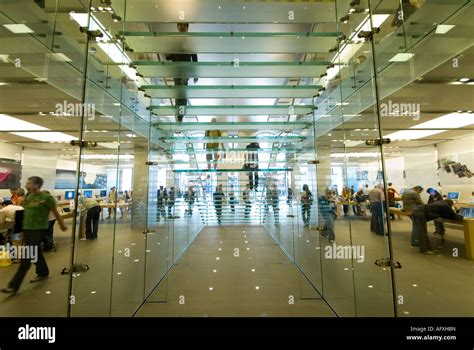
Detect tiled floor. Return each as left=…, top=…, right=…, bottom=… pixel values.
left=136, top=225, right=335, bottom=317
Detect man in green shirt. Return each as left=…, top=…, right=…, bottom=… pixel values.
left=2, top=176, right=67, bottom=294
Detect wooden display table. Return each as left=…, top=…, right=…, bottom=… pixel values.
left=388, top=208, right=474, bottom=260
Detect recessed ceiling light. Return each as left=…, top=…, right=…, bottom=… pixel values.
left=3, top=24, right=34, bottom=34
left=384, top=129, right=446, bottom=140
left=0, top=114, right=48, bottom=131
left=435, top=24, right=455, bottom=34
left=411, top=112, right=474, bottom=129
left=0, top=82, right=9, bottom=86
left=389, top=53, right=415, bottom=62
left=459, top=77, right=470, bottom=83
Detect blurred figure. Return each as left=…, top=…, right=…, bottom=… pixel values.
left=205, top=118, right=225, bottom=170
left=402, top=185, right=424, bottom=246
left=341, top=186, right=351, bottom=216
left=300, top=184, right=313, bottom=227
left=184, top=185, right=196, bottom=216
left=287, top=187, right=293, bottom=207
left=244, top=142, right=260, bottom=191
left=228, top=184, right=236, bottom=213
left=2, top=176, right=67, bottom=294
left=157, top=186, right=167, bottom=221
left=354, top=189, right=368, bottom=220
left=0, top=200, right=23, bottom=245
left=369, top=185, right=385, bottom=235
left=427, top=187, right=445, bottom=243
left=78, top=193, right=101, bottom=240
left=213, top=184, right=225, bottom=224
left=166, top=22, right=198, bottom=123
left=243, top=183, right=251, bottom=220
left=106, top=186, right=117, bottom=220
left=387, top=182, right=400, bottom=220
left=167, top=187, right=176, bottom=218
left=318, top=192, right=335, bottom=242
left=42, top=190, right=58, bottom=251
left=14, top=188, right=25, bottom=206
left=412, top=199, right=463, bottom=255
left=267, top=184, right=280, bottom=225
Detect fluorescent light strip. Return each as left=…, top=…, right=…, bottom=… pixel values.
left=435, top=24, right=455, bottom=34
left=384, top=129, right=446, bottom=140
left=0, top=114, right=48, bottom=131
left=3, top=24, right=34, bottom=34
left=411, top=112, right=474, bottom=129
left=389, top=53, right=415, bottom=62
left=11, top=132, right=76, bottom=142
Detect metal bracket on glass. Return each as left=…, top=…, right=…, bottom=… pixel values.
left=357, top=28, right=380, bottom=41
left=375, top=258, right=402, bottom=269
left=365, top=138, right=391, bottom=146
left=79, top=27, right=104, bottom=40
left=145, top=161, right=158, bottom=166
left=308, top=160, right=320, bottom=165
left=70, top=140, right=98, bottom=148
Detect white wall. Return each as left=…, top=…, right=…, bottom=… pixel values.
left=21, top=149, right=58, bottom=191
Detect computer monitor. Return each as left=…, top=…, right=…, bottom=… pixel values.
left=65, top=191, right=75, bottom=200
left=447, top=192, right=460, bottom=201
left=100, top=190, right=107, bottom=197
left=460, top=207, right=474, bottom=218
left=83, top=190, right=93, bottom=198
left=399, top=188, right=407, bottom=195
left=3, top=197, right=10, bottom=202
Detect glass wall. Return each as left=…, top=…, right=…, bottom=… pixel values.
left=0, top=0, right=472, bottom=318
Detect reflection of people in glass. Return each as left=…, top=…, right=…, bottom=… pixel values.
left=301, top=184, right=313, bottom=227
left=213, top=185, right=225, bottom=224
left=243, top=183, right=251, bottom=220
left=228, top=184, right=236, bottom=213
left=369, top=185, right=385, bottom=236
left=205, top=118, right=225, bottom=170
left=244, top=142, right=260, bottom=191
left=287, top=187, right=293, bottom=208
left=157, top=186, right=167, bottom=222
left=265, top=184, right=279, bottom=225
left=167, top=187, right=176, bottom=218
left=165, top=23, right=198, bottom=123
left=184, top=185, right=196, bottom=216
left=318, top=192, right=335, bottom=242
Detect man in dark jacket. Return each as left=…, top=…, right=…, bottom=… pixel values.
left=166, top=23, right=198, bottom=123
left=412, top=199, right=463, bottom=254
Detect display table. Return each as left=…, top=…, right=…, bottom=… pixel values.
left=389, top=208, right=474, bottom=260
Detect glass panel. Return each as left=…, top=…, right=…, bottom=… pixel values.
left=130, top=61, right=333, bottom=78
left=149, top=105, right=314, bottom=116
left=121, top=33, right=339, bottom=54
left=141, top=85, right=322, bottom=99
left=117, top=0, right=347, bottom=24
left=375, top=0, right=474, bottom=317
